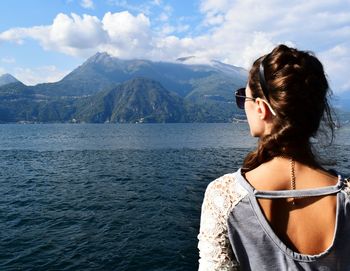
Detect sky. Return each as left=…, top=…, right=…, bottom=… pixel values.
left=0, top=0, right=349, bottom=96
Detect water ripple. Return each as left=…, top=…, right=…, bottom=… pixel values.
left=0, top=124, right=349, bottom=270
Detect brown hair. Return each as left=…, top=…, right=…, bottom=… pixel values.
left=242, top=44, right=335, bottom=172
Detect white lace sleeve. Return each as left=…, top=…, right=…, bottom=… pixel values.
left=344, top=177, right=350, bottom=196
left=197, top=173, right=247, bottom=271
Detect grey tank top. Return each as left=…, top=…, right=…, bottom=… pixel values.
left=228, top=169, right=350, bottom=271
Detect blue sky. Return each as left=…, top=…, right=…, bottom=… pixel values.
left=0, top=0, right=349, bottom=96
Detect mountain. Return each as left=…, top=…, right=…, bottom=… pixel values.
left=0, top=81, right=77, bottom=123
left=74, top=78, right=186, bottom=123
left=34, top=52, right=247, bottom=101
left=0, top=52, right=248, bottom=123
left=0, top=74, right=20, bottom=87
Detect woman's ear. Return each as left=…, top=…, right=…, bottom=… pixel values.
left=255, top=98, right=269, bottom=120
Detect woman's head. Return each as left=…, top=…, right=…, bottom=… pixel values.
left=243, top=44, right=334, bottom=171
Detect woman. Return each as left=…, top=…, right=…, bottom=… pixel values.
left=198, top=44, right=350, bottom=270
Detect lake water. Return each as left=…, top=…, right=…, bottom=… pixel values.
left=0, top=123, right=349, bottom=271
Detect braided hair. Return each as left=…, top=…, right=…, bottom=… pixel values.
left=242, top=45, right=335, bottom=172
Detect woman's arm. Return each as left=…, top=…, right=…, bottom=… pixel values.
left=197, top=177, right=241, bottom=271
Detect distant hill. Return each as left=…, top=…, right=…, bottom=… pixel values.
left=33, top=52, right=247, bottom=100
left=0, top=52, right=248, bottom=123
left=0, top=74, right=20, bottom=87
left=0, top=53, right=349, bottom=124
left=0, top=82, right=77, bottom=123
left=1, top=52, right=349, bottom=124
left=74, top=78, right=186, bottom=123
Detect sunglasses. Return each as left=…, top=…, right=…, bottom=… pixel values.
left=234, top=60, right=277, bottom=116
left=235, top=87, right=256, bottom=109
left=234, top=87, right=277, bottom=116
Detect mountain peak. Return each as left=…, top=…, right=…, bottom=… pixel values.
left=0, top=73, right=20, bottom=87
left=176, top=55, right=212, bottom=65
left=86, top=52, right=115, bottom=64
left=176, top=56, right=196, bottom=62
left=175, top=56, right=247, bottom=77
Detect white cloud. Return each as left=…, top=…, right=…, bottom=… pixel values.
left=0, top=1, right=349, bottom=93
left=14, top=65, right=70, bottom=86
left=0, top=67, right=5, bottom=75
left=159, top=23, right=190, bottom=35
left=155, top=3, right=173, bottom=23
left=0, top=13, right=109, bottom=57
left=0, top=11, right=153, bottom=59
left=240, top=33, right=276, bottom=68
left=101, top=11, right=152, bottom=58
left=151, top=0, right=162, bottom=6
left=200, top=0, right=231, bottom=26
left=194, top=0, right=350, bottom=93
left=319, top=44, right=350, bottom=94
left=158, top=12, right=169, bottom=22
left=109, top=0, right=152, bottom=15
left=46, top=13, right=107, bottom=55
left=102, top=11, right=150, bottom=41
left=200, top=0, right=231, bottom=15
left=1, top=57, right=16, bottom=64
left=0, top=27, right=28, bottom=44
left=80, top=0, right=94, bottom=9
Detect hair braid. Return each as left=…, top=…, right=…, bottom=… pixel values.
left=242, top=44, right=334, bottom=172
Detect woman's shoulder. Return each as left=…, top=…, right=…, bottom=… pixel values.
left=203, top=170, right=248, bottom=214
left=207, top=172, right=236, bottom=190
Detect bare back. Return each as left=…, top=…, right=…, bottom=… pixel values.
left=245, top=158, right=338, bottom=255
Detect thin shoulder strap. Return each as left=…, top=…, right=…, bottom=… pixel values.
left=236, top=168, right=346, bottom=199
left=254, top=176, right=344, bottom=199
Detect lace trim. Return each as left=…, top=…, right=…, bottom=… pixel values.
left=343, top=177, right=350, bottom=196
left=198, top=173, right=248, bottom=271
